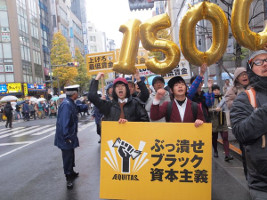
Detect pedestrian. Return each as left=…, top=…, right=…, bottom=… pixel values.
left=128, top=69, right=149, bottom=103
left=92, top=92, right=104, bottom=143
left=54, top=85, right=80, bottom=189
left=49, top=101, right=57, bottom=118
left=15, top=104, right=21, bottom=120
left=231, top=50, right=267, bottom=199
left=210, top=84, right=233, bottom=161
left=0, top=104, right=3, bottom=122
left=150, top=76, right=205, bottom=127
left=145, top=76, right=170, bottom=122
left=187, top=63, right=213, bottom=122
left=88, top=72, right=149, bottom=123
left=225, top=67, right=250, bottom=110
left=22, top=100, right=30, bottom=121
left=223, top=79, right=231, bottom=95
left=38, top=101, right=45, bottom=119
left=3, top=102, right=13, bottom=128
left=225, top=67, right=250, bottom=178
left=29, top=101, right=36, bottom=120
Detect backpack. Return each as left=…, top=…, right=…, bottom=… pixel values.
left=245, top=87, right=266, bottom=148
left=166, top=100, right=198, bottom=122
left=4, top=106, right=11, bottom=115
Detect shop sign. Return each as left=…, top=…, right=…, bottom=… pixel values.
left=0, top=84, right=7, bottom=93
left=7, top=83, right=22, bottom=93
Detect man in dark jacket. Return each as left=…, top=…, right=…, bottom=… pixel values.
left=54, top=85, right=80, bottom=189
left=150, top=76, right=205, bottom=127
left=231, top=50, right=267, bottom=199
left=88, top=72, right=149, bottom=123
left=23, top=100, right=30, bottom=121
left=4, top=102, right=13, bottom=128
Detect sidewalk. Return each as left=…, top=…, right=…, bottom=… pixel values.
left=218, top=127, right=242, bottom=156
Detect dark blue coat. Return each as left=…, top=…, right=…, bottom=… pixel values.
left=54, top=97, right=79, bottom=150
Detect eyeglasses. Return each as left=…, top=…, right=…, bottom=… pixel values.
left=253, top=58, right=267, bottom=66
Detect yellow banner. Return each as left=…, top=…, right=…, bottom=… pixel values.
left=86, top=51, right=115, bottom=75
left=7, top=83, right=22, bottom=93
left=100, top=122, right=212, bottom=200
left=23, top=83, right=28, bottom=96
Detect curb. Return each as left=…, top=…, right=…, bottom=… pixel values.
left=218, top=139, right=242, bottom=156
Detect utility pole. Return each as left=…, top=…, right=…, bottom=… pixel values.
left=264, top=0, right=267, bottom=26
left=200, top=20, right=208, bottom=87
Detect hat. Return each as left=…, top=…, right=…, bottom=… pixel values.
left=152, top=76, right=165, bottom=86
left=233, top=67, right=246, bottom=83
left=113, top=77, right=128, bottom=85
left=167, top=76, right=186, bottom=89
left=64, top=84, right=80, bottom=91
left=212, top=84, right=220, bottom=91
left=248, top=50, right=267, bottom=65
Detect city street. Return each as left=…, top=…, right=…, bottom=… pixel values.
left=0, top=116, right=250, bottom=200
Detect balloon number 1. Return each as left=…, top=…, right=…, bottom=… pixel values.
left=113, top=0, right=267, bottom=75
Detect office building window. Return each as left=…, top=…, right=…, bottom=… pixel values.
left=5, top=73, right=14, bottom=82
left=0, top=11, right=8, bottom=27
left=3, top=43, right=11, bottom=58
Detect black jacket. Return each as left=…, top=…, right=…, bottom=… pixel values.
left=230, top=64, right=267, bottom=192
left=88, top=79, right=149, bottom=122
left=132, top=81, right=149, bottom=103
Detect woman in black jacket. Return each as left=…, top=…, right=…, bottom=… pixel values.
left=88, top=72, right=149, bottom=123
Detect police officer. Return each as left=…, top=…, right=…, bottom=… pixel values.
left=54, top=85, right=80, bottom=189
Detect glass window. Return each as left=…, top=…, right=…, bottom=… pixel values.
left=0, top=44, right=2, bottom=59
left=0, top=74, right=4, bottom=82
left=90, top=36, right=96, bottom=42
left=0, top=11, right=8, bottom=27
left=3, top=43, right=11, bottom=58
left=5, top=73, right=14, bottom=82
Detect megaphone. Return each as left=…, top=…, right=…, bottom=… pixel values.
left=113, top=138, right=121, bottom=148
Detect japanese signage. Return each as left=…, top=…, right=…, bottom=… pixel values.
left=23, top=83, right=28, bottom=96
left=1, top=32, right=10, bottom=42
left=27, top=84, right=46, bottom=90
left=100, top=122, right=212, bottom=200
left=86, top=51, right=115, bottom=75
left=163, top=58, right=191, bottom=80
left=0, top=84, right=7, bottom=93
left=7, top=83, right=22, bottom=93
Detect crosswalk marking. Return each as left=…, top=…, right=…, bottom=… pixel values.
left=0, top=122, right=95, bottom=139
left=0, top=141, right=34, bottom=146
left=0, top=126, right=39, bottom=139
left=32, top=126, right=56, bottom=136
left=13, top=125, right=52, bottom=137
left=0, top=127, right=25, bottom=135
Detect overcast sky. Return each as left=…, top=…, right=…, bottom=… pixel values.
left=86, top=0, right=153, bottom=48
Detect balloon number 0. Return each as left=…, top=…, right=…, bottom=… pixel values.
left=113, top=1, right=267, bottom=75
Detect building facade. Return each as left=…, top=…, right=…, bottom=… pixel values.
left=0, top=0, right=46, bottom=97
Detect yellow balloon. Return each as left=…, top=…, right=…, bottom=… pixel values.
left=139, top=13, right=180, bottom=74
left=179, top=2, right=228, bottom=66
left=231, top=0, right=267, bottom=50
left=113, top=19, right=141, bottom=74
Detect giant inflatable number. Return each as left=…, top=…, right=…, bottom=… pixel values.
left=139, top=13, right=180, bottom=74
left=179, top=1, right=228, bottom=66
left=231, top=0, right=267, bottom=50
left=113, top=19, right=141, bottom=74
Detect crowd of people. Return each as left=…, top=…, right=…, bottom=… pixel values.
left=0, top=95, right=90, bottom=128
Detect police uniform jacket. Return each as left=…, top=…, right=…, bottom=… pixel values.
left=54, top=97, right=79, bottom=149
